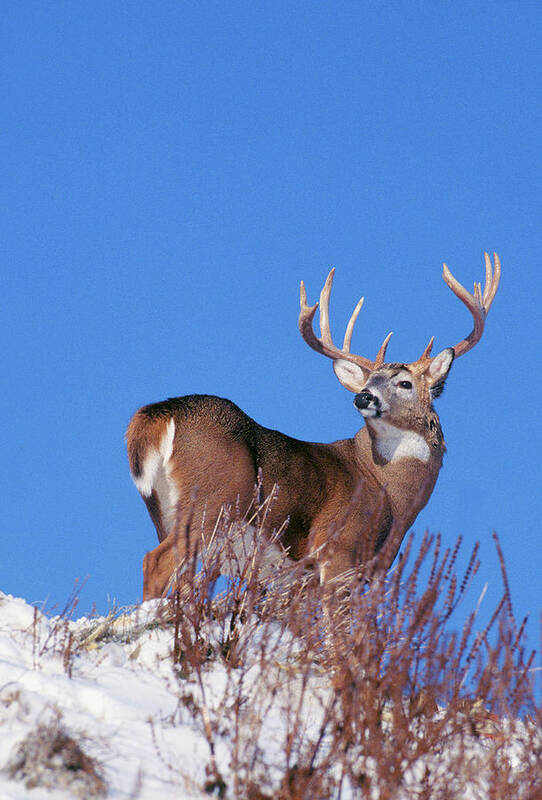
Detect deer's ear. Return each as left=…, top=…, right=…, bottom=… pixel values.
left=427, top=348, right=454, bottom=399
left=333, top=359, right=368, bottom=393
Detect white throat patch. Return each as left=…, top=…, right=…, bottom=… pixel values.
left=369, top=419, right=430, bottom=464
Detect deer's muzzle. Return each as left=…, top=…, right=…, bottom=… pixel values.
left=354, top=391, right=382, bottom=417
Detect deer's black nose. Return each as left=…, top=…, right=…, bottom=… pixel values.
left=354, top=391, right=380, bottom=410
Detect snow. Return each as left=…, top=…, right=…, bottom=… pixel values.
left=0, top=590, right=538, bottom=799
left=0, top=593, right=207, bottom=799
left=0, top=591, right=329, bottom=799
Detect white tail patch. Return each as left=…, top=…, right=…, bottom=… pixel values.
left=132, top=418, right=175, bottom=496
left=132, top=418, right=179, bottom=535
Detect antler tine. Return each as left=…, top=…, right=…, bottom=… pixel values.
left=299, top=280, right=326, bottom=357
left=483, top=251, right=501, bottom=307
left=298, top=269, right=375, bottom=370
left=318, top=267, right=335, bottom=346
left=408, top=335, right=435, bottom=374
left=442, top=252, right=501, bottom=359
left=374, top=331, right=393, bottom=367
left=342, top=296, right=364, bottom=352
left=419, top=335, right=434, bottom=360
left=483, top=251, right=493, bottom=303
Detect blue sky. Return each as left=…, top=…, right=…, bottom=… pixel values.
left=2, top=3, right=541, bottom=652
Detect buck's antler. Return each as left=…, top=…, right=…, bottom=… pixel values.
left=299, top=268, right=392, bottom=371
left=442, top=252, right=501, bottom=359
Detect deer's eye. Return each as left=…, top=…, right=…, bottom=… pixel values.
left=399, top=380, right=412, bottom=389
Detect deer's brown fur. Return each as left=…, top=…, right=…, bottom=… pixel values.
left=127, top=254, right=500, bottom=599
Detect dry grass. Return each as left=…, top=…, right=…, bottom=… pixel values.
left=22, top=493, right=541, bottom=799
left=147, top=496, right=542, bottom=800
left=3, top=709, right=106, bottom=798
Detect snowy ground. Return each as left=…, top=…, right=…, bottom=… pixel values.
left=0, top=590, right=538, bottom=799
left=0, top=591, right=328, bottom=799
left=0, top=594, right=192, bottom=798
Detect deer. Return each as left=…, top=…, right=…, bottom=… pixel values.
left=126, top=252, right=501, bottom=600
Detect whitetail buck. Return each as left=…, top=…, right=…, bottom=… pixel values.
left=127, top=252, right=500, bottom=600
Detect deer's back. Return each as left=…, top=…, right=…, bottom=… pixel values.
left=127, top=394, right=392, bottom=560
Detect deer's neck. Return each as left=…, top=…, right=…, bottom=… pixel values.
left=354, top=418, right=445, bottom=528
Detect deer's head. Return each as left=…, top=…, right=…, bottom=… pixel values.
left=299, top=254, right=501, bottom=436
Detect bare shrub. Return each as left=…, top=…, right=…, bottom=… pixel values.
left=147, top=494, right=541, bottom=800
left=31, top=580, right=151, bottom=673
left=3, top=710, right=106, bottom=797
left=30, top=578, right=88, bottom=677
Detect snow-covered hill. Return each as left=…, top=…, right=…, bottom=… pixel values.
left=0, top=540, right=540, bottom=799
left=0, top=591, right=335, bottom=799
